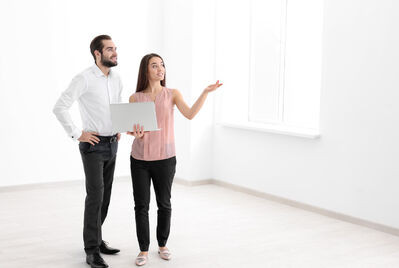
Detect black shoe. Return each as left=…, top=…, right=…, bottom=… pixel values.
left=86, top=253, right=108, bottom=268
left=99, top=240, right=120, bottom=255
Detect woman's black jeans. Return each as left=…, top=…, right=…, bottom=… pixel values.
left=130, top=156, right=176, bottom=251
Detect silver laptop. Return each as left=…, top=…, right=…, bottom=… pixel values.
left=110, top=102, right=160, bottom=133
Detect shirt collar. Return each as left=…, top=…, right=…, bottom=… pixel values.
left=91, top=64, right=111, bottom=78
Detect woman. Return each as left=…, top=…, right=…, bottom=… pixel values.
left=128, top=53, right=222, bottom=266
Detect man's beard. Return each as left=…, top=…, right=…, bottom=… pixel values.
left=101, top=54, right=117, bottom=67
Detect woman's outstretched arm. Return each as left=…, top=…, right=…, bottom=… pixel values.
left=173, top=80, right=223, bottom=120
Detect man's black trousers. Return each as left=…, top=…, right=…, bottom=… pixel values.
left=79, top=137, right=118, bottom=254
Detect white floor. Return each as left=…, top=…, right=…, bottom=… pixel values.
left=1, top=178, right=399, bottom=268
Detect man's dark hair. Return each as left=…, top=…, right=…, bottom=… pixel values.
left=90, top=35, right=112, bottom=62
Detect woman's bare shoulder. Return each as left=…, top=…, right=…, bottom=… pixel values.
left=170, top=88, right=181, bottom=95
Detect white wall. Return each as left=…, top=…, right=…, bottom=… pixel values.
left=0, top=0, right=154, bottom=186
left=161, top=0, right=216, bottom=182
left=213, top=0, right=399, bottom=228
left=0, top=0, right=215, bottom=186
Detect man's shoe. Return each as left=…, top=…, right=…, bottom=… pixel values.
left=100, top=240, right=120, bottom=255
left=86, top=253, right=108, bottom=268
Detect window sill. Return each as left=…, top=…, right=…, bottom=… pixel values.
left=216, top=121, right=320, bottom=139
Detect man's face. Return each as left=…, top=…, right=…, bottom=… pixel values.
left=99, top=40, right=118, bottom=67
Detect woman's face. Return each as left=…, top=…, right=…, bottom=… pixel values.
left=147, top=56, right=165, bottom=82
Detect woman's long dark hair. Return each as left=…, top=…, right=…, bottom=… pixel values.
left=136, top=53, right=166, bottom=92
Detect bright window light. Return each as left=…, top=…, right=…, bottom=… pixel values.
left=215, top=0, right=324, bottom=134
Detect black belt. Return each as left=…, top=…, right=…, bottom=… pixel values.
left=98, top=135, right=118, bottom=143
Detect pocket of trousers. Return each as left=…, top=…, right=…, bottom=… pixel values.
left=79, top=142, right=91, bottom=153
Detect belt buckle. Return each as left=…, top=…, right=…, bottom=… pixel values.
left=110, top=136, right=117, bottom=143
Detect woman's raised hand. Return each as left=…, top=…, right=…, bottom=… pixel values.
left=204, top=80, right=223, bottom=93
left=127, top=124, right=145, bottom=139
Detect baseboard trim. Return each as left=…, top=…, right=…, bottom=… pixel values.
left=174, top=177, right=213, bottom=186
left=0, top=179, right=84, bottom=193
left=175, top=177, right=399, bottom=237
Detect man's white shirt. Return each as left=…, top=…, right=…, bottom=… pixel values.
left=53, top=64, right=122, bottom=140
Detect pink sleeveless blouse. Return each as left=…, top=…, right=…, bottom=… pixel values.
left=131, top=87, right=176, bottom=161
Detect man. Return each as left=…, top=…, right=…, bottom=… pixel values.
left=53, top=35, right=122, bottom=268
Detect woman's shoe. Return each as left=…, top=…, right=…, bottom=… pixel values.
left=158, top=248, right=172, bottom=260
left=135, top=253, right=148, bottom=266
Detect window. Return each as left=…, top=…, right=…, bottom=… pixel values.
left=215, top=0, right=323, bottom=138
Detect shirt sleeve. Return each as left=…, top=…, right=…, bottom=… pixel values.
left=53, top=74, right=86, bottom=141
